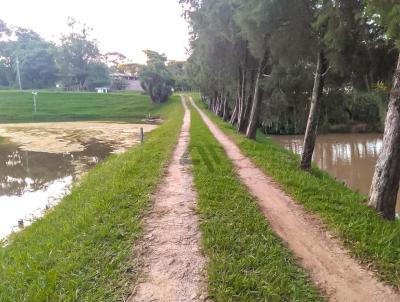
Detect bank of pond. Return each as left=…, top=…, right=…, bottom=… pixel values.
left=273, top=133, right=400, bottom=216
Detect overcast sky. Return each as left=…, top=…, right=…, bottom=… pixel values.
left=1, top=0, right=190, bottom=63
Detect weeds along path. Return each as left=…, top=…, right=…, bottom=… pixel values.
left=128, top=97, right=207, bottom=302
left=189, top=96, right=399, bottom=302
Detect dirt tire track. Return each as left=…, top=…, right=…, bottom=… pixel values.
left=128, top=97, right=207, bottom=302
left=190, top=96, right=399, bottom=302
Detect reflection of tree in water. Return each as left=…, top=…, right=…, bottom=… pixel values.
left=0, top=139, right=113, bottom=196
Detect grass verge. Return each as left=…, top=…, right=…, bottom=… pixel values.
left=189, top=104, right=323, bottom=301
left=0, top=96, right=183, bottom=302
left=0, top=91, right=164, bottom=123
left=190, top=95, right=400, bottom=289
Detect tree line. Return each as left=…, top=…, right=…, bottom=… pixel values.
left=0, top=18, right=113, bottom=91
left=181, top=0, right=400, bottom=220
left=0, top=18, right=191, bottom=97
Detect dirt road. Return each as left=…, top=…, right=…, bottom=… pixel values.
left=190, top=96, right=399, bottom=302
left=128, top=97, right=207, bottom=302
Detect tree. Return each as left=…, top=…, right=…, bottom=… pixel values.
left=168, top=61, right=192, bottom=91
left=139, top=50, right=174, bottom=103
left=300, top=0, right=387, bottom=170
left=105, top=52, right=128, bottom=72
left=0, top=26, right=57, bottom=89
left=85, top=63, right=110, bottom=90
left=368, top=0, right=400, bottom=219
left=57, top=18, right=103, bottom=90
left=0, top=19, right=10, bottom=38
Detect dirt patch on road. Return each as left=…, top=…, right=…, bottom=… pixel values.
left=0, top=122, right=157, bottom=154
left=190, top=96, right=399, bottom=302
left=128, top=97, right=208, bottom=302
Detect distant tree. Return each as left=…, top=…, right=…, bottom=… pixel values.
left=0, top=19, right=10, bottom=38
left=168, top=61, right=192, bottom=91
left=57, top=18, right=105, bottom=90
left=0, top=26, right=57, bottom=89
left=367, top=0, right=400, bottom=219
left=85, top=63, right=110, bottom=90
left=105, top=52, right=128, bottom=72
left=139, top=50, right=174, bottom=103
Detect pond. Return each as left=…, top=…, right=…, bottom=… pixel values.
left=0, top=122, right=157, bottom=240
left=272, top=133, right=400, bottom=215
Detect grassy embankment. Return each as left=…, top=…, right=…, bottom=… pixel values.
left=190, top=95, right=400, bottom=289
left=0, top=91, right=161, bottom=124
left=0, top=93, right=184, bottom=301
left=189, top=104, right=323, bottom=301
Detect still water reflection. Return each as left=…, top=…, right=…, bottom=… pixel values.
left=272, top=134, right=399, bottom=214
left=0, top=140, right=113, bottom=239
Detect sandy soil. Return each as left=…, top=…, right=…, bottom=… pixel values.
left=0, top=122, right=157, bottom=154
left=190, top=96, right=400, bottom=302
left=128, top=97, right=208, bottom=302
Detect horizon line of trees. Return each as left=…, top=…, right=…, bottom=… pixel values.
left=181, top=0, right=400, bottom=220
left=0, top=18, right=165, bottom=92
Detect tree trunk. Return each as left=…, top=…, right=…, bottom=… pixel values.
left=238, top=69, right=256, bottom=133
left=213, top=97, right=217, bottom=113
left=230, top=100, right=238, bottom=124
left=246, top=61, right=264, bottom=139
left=218, top=95, right=224, bottom=116
left=300, top=50, right=328, bottom=171
left=368, top=54, right=400, bottom=220
left=237, top=66, right=247, bottom=132
left=223, top=97, right=229, bottom=121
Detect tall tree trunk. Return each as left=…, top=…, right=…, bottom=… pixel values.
left=218, top=95, right=224, bottom=116
left=238, top=69, right=256, bottom=133
left=236, top=67, right=246, bottom=132
left=300, top=50, right=328, bottom=171
left=213, top=96, right=218, bottom=114
left=368, top=54, right=400, bottom=220
left=230, top=100, right=238, bottom=124
left=223, top=97, right=229, bottom=121
left=246, top=64, right=263, bottom=139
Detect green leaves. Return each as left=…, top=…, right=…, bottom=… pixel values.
left=368, top=0, right=400, bottom=46
left=139, top=50, right=174, bottom=103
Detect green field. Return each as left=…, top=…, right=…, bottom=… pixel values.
left=0, top=91, right=164, bottom=124
left=189, top=104, right=323, bottom=301
left=0, top=93, right=183, bottom=301
left=190, top=95, right=400, bottom=289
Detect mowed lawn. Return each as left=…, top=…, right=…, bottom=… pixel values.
left=0, top=91, right=164, bottom=123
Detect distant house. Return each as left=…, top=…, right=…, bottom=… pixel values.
left=96, top=87, right=109, bottom=93
left=110, top=72, right=143, bottom=92
left=110, top=72, right=136, bottom=81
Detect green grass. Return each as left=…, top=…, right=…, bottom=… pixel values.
left=190, top=95, right=400, bottom=289
left=189, top=104, right=323, bottom=301
left=0, top=91, right=163, bottom=123
left=0, top=96, right=184, bottom=301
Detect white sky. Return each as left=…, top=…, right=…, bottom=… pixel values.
left=1, top=0, right=190, bottom=63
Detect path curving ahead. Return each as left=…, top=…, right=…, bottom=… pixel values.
left=189, top=96, right=399, bottom=302
left=128, top=97, right=207, bottom=302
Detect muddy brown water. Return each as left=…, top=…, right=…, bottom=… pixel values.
left=0, top=122, right=157, bottom=240
left=0, top=139, right=113, bottom=239
left=272, top=133, right=400, bottom=215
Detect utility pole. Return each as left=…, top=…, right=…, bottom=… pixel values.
left=16, top=55, right=22, bottom=90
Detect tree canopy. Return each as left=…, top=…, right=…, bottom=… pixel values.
left=139, top=50, right=175, bottom=103
left=182, top=0, right=397, bottom=135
